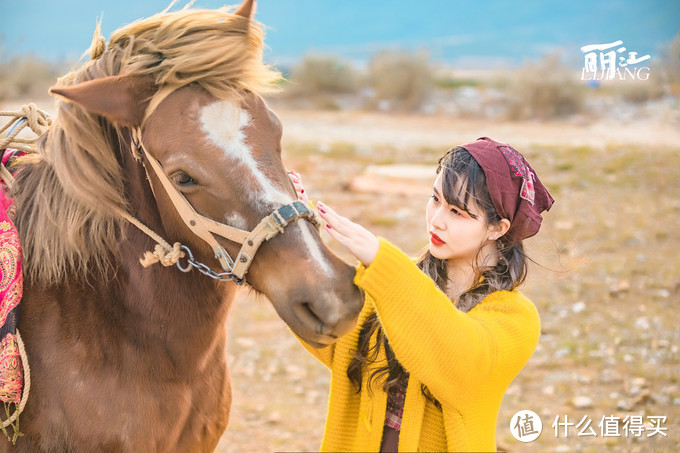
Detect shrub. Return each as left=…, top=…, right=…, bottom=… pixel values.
left=658, top=32, right=680, bottom=96
left=286, top=55, right=359, bottom=95
left=612, top=80, right=665, bottom=104
left=504, top=53, right=584, bottom=120
left=366, top=49, right=433, bottom=111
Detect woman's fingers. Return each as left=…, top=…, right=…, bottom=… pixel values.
left=287, top=170, right=309, bottom=203
left=316, top=201, right=379, bottom=266
left=316, top=200, right=336, bottom=223
left=317, top=202, right=352, bottom=234
left=292, top=182, right=305, bottom=201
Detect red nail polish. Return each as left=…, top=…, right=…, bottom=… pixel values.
left=319, top=208, right=326, bottom=213
left=300, top=189, right=305, bottom=193
left=326, top=224, right=331, bottom=229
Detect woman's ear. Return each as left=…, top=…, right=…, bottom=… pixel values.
left=488, top=218, right=511, bottom=241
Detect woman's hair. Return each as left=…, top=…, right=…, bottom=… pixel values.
left=347, top=146, right=529, bottom=404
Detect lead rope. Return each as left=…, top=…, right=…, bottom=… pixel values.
left=114, top=208, right=185, bottom=268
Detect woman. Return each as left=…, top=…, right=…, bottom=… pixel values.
left=289, top=137, right=554, bottom=452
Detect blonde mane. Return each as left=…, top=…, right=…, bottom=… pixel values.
left=12, top=5, right=281, bottom=284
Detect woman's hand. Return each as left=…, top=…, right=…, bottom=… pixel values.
left=317, top=201, right=380, bottom=267
left=287, top=169, right=310, bottom=205
left=287, top=171, right=380, bottom=266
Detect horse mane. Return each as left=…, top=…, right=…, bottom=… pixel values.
left=12, top=5, right=281, bottom=284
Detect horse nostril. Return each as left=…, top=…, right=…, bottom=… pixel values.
left=295, top=302, right=326, bottom=335
left=295, top=301, right=344, bottom=337
left=290, top=283, right=359, bottom=340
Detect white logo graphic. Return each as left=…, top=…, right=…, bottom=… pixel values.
left=510, top=410, right=543, bottom=442
left=580, top=40, right=651, bottom=81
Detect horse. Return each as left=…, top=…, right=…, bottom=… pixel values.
left=1, top=1, right=363, bottom=451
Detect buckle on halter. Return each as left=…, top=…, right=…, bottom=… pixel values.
left=274, top=204, right=296, bottom=225
left=292, top=200, right=311, bottom=216
left=273, top=201, right=311, bottom=227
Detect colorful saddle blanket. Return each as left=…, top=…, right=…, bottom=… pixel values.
left=0, top=149, right=24, bottom=406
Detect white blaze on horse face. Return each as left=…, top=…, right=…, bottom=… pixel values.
left=199, top=99, right=334, bottom=276
left=297, top=222, right=333, bottom=275
left=199, top=100, right=289, bottom=205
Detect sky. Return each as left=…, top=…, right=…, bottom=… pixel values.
left=1, top=0, right=678, bottom=68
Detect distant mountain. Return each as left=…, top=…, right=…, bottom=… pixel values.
left=2, top=0, right=678, bottom=68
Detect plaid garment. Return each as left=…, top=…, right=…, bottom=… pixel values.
left=384, top=371, right=409, bottom=431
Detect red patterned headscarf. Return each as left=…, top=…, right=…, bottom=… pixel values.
left=461, top=137, right=554, bottom=243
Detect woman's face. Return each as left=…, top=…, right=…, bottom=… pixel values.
left=425, top=172, right=492, bottom=265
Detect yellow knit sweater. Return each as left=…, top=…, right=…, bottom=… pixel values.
left=298, top=238, right=540, bottom=452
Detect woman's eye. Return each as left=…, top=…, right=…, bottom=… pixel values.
left=431, top=194, right=439, bottom=203
left=173, top=173, right=196, bottom=186
left=450, top=207, right=462, bottom=216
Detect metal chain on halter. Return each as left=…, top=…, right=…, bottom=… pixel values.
left=117, top=205, right=243, bottom=282
left=175, top=245, right=237, bottom=282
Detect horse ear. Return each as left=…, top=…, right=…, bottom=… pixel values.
left=49, top=75, right=155, bottom=127
left=234, top=0, right=256, bottom=19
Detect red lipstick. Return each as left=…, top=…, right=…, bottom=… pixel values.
left=430, top=232, right=445, bottom=246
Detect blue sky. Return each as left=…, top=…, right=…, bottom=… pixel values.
left=1, top=0, right=678, bottom=68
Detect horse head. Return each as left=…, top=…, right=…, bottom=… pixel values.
left=47, top=0, right=363, bottom=346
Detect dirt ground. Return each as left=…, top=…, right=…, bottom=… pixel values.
left=217, top=107, right=680, bottom=452
left=3, top=98, right=679, bottom=452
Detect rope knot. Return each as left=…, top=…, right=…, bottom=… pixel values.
left=19, top=104, right=51, bottom=135
left=139, top=242, right=185, bottom=268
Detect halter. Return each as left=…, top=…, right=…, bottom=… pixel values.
left=127, top=86, right=320, bottom=284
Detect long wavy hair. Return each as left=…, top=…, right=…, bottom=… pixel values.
left=347, top=147, right=529, bottom=406
left=12, top=6, right=280, bottom=284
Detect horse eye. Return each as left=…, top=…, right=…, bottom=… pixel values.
left=172, top=172, right=197, bottom=187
